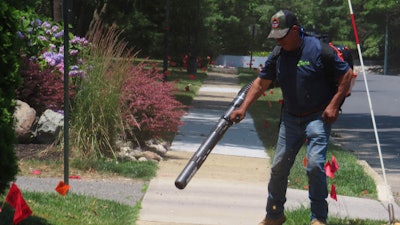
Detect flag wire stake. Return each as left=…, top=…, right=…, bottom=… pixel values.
left=347, top=0, right=395, bottom=223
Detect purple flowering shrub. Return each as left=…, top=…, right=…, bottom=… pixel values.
left=18, top=18, right=88, bottom=77
left=121, top=63, right=187, bottom=142
left=16, top=16, right=88, bottom=112
left=16, top=58, right=76, bottom=114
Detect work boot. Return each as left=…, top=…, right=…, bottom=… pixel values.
left=311, top=219, right=326, bottom=225
left=258, top=215, right=286, bottom=225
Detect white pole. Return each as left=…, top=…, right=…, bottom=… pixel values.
left=346, top=0, right=395, bottom=223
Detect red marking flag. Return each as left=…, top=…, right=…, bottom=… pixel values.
left=263, top=120, right=269, bottom=128
left=325, top=155, right=340, bottom=178
left=267, top=100, right=272, bottom=108
left=5, top=183, right=32, bottom=224
left=331, top=155, right=339, bottom=173
left=330, top=184, right=337, bottom=201
left=6, top=183, right=21, bottom=208
left=31, top=169, right=41, bottom=175
left=13, top=194, right=33, bottom=224
left=324, top=161, right=335, bottom=178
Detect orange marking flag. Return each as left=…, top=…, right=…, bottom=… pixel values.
left=302, top=156, right=308, bottom=168
left=55, top=181, right=70, bottom=196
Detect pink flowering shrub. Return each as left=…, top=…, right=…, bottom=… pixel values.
left=121, top=63, right=187, bottom=142
left=16, top=58, right=75, bottom=114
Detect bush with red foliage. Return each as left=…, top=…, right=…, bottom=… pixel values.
left=16, top=58, right=75, bottom=114
left=121, top=63, right=187, bottom=142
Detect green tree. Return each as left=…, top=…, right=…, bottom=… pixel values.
left=343, top=0, right=400, bottom=73
left=98, top=0, right=165, bottom=58
left=25, top=0, right=400, bottom=73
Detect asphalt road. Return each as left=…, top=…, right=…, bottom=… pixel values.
left=332, top=73, right=400, bottom=203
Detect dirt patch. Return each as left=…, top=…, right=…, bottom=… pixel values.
left=14, top=144, right=62, bottom=161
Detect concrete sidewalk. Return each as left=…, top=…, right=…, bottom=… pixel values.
left=137, top=72, right=400, bottom=225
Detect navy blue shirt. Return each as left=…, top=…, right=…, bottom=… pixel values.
left=259, top=36, right=350, bottom=115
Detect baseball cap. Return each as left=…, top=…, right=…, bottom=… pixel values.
left=267, top=10, right=298, bottom=39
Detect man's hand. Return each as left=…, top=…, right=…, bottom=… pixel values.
left=322, top=105, right=339, bottom=124
left=230, top=108, right=246, bottom=124
left=323, top=68, right=354, bottom=124
left=229, top=77, right=272, bottom=124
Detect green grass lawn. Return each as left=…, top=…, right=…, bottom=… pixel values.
left=0, top=192, right=141, bottom=225
left=286, top=207, right=385, bottom=225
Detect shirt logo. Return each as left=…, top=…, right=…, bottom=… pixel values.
left=297, top=60, right=310, bottom=67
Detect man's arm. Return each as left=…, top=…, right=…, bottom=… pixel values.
left=322, top=68, right=354, bottom=123
left=230, top=77, right=272, bottom=123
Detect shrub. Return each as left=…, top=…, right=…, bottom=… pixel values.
left=15, top=12, right=88, bottom=113
left=17, top=13, right=88, bottom=77
left=121, top=64, right=187, bottom=144
left=0, top=1, right=22, bottom=194
left=16, top=58, right=76, bottom=114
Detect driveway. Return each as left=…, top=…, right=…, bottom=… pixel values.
left=332, top=73, right=400, bottom=203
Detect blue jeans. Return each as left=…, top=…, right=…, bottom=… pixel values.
left=266, top=111, right=331, bottom=222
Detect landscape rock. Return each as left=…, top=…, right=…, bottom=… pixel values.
left=118, top=146, right=141, bottom=161
left=34, top=109, right=64, bottom=144
left=138, top=157, right=148, bottom=162
left=14, top=100, right=37, bottom=143
left=143, top=151, right=163, bottom=162
left=145, top=139, right=169, bottom=156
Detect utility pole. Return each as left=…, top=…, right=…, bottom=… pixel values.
left=62, top=0, right=70, bottom=186
left=249, top=24, right=256, bottom=69
left=384, top=9, right=389, bottom=75
left=248, top=3, right=256, bottom=69
left=187, top=0, right=200, bottom=74
left=163, top=0, right=170, bottom=81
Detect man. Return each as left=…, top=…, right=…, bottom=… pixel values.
left=230, top=10, right=354, bottom=225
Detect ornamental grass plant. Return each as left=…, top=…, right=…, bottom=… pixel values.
left=70, top=21, right=187, bottom=159
left=70, top=22, right=134, bottom=159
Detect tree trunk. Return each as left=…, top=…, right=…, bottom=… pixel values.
left=53, top=0, right=62, bottom=22
left=186, top=0, right=200, bottom=74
